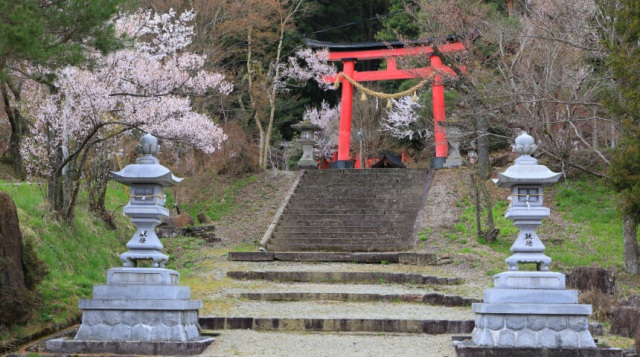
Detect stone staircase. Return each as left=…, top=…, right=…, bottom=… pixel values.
left=196, top=260, right=477, bottom=356
left=264, top=169, right=430, bottom=252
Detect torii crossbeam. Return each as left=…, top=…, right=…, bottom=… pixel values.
left=306, top=39, right=465, bottom=168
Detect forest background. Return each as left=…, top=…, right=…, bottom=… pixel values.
left=1, top=0, right=640, bottom=348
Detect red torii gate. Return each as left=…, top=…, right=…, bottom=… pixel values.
left=306, top=39, right=465, bottom=168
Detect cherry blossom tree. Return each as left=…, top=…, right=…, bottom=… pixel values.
left=19, top=8, right=232, bottom=222
left=381, top=95, right=430, bottom=144
left=301, top=100, right=340, bottom=159
left=283, top=48, right=337, bottom=91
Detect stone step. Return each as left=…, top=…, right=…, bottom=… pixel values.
left=265, top=243, right=412, bottom=252
left=267, top=238, right=411, bottom=247
left=283, top=208, right=418, bottom=215
left=275, top=219, right=416, bottom=227
left=303, top=168, right=428, bottom=175
left=301, top=172, right=428, bottom=180
left=199, top=316, right=474, bottom=335
left=285, top=202, right=419, bottom=210
left=286, top=197, right=421, bottom=205
left=274, top=225, right=410, bottom=234
left=226, top=252, right=442, bottom=265
left=226, top=271, right=461, bottom=285
left=301, top=172, right=428, bottom=181
left=279, top=213, right=413, bottom=221
left=232, top=292, right=479, bottom=307
left=271, top=231, right=407, bottom=239
left=293, top=187, right=425, bottom=196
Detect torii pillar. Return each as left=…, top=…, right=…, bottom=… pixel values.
left=308, top=39, right=465, bottom=169
left=338, top=59, right=356, bottom=167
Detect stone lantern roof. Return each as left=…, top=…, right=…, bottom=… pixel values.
left=111, top=133, right=183, bottom=187
left=291, top=121, right=323, bottom=132
left=494, top=132, right=561, bottom=188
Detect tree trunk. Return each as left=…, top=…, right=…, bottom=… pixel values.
left=623, top=214, right=639, bottom=275
left=88, top=145, right=115, bottom=228
left=1, top=80, right=25, bottom=179
left=471, top=173, right=482, bottom=239
left=477, top=116, right=490, bottom=180
left=480, top=179, right=498, bottom=243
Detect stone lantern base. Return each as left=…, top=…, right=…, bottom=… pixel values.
left=471, top=271, right=595, bottom=348
left=45, top=267, right=213, bottom=355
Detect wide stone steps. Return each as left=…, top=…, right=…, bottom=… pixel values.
left=275, top=218, right=416, bottom=226
left=193, top=255, right=482, bottom=356
left=231, top=291, right=479, bottom=306
left=267, top=237, right=409, bottom=244
left=285, top=201, right=420, bottom=210
left=273, top=225, right=410, bottom=234
left=292, top=188, right=425, bottom=197
left=279, top=213, right=413, bottom=221
left=227, top=270, right=461, bottom=285
left=263, top=168, right=429, bottom=252
left=265, top=243, right=411, bottom=252
left=203, top=265, right=475, bottom=337
left=283, top=208, right=418, bottom=215
left=271, top=231, right=405, bottom=239
left=200, top=314, right=474, bottom=335
left=265, top=240, right=413, bottom=251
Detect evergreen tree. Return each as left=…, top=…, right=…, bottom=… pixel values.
left=0, top=0, right=124, bottom=178
left=375, top=0, right=420, bottom=41
left=602, top=0, right=640, bottom=274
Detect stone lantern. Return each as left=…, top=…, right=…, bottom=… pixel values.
left=292, top=121, right=322, bottom=169
left=46, top=133, right=213, bottom=355
left=470, top=132, right=595, bottom=349
left=496, top=132, right=560, bottom=271
left=111, top=133, right=181, bottom=268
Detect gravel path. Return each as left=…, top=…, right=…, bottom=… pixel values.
left=200, top=330, right=457, bottom=357
left=223, top=282, right=447, bottom=295
left=217, top=300, right=474, bottom=320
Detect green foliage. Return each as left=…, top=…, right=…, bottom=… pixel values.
left=608, top=133, right=640, bottom=221
left=182, top=175, right=257, bottom=221
left=447, top=177, right=628, bottom=271
left=0, top=183, right=131, bottom=341
left=297, top=0, right=389, bottom=43
left=550, top=179, right=625, bottom=269
left=602, top=0, right=640, bottom=220
left=417, top=228, right=431, bottom=242
left=375, top=0, right=420, bottom=41
left=0, top=0, right=124, bottom=72
left=162, top=236, right=207, bottom=275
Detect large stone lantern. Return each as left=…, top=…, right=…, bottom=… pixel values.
left=111, top=133, right=182, bottom=268
left=470, top=132, right=595, bottom=349
left=46, top=133, right=213, bottom=355
left=495, top=132, right=561, bottom=271
left=292, top=121, right=322, bottom=169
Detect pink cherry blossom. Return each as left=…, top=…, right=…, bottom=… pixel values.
left=381, top=95, right=430, bottom=141
left=20, top=8, right=232, bottom=177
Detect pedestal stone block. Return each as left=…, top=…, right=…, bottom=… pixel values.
left=494, top=271, right=565, bottom=289
left=485, top=288, right=577, bottom=304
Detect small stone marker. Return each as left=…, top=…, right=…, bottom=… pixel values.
left=470, top=133, right=596, bottom=349
left=46, top=133, right=213, bottom=355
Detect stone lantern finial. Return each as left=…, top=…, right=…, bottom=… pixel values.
left=137, top=132, right=160, bottom=156
left=513, top=132, right=537, bottom=156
